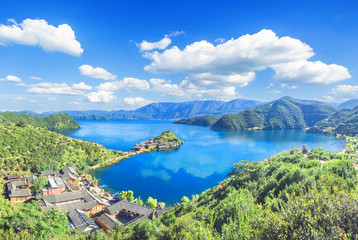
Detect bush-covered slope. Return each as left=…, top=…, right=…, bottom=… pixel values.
left=211, top=97, right=337, bottom=130
left=0, top=112, right=80, bottom=130
left=309, top=106, right=358, bottom=136
left=174, top=115, right=220, bottom=127
left=0, top=124, right=123, bottom=173
left=104, top=146, right=358, bottom=240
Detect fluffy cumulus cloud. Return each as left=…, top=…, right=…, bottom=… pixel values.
left=142, top=29, right=351, bottom=95
left=139, top=37, right=172, bottom=51
left=331, top=85, right=358, bottom=98
left=72, top=82, right=92, bottom=90
left=26, top=82, right=88, bottom=95
left=0, top=18, right=83, bottom=56
left=97, top=77, right=150, bottom=91
left=0, top=75, right=22, bottom=82
left=273, top=60, right=351, bottom=88
left=85, top=91, right=117, bottom=103
left=79, top=65, right=117, bottom=80
left=123, top=97, right=153, bottom=107
left=149, top=78, right=238, bottom=100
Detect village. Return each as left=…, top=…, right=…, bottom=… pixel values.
left=2, top=166, right=173, bottom=234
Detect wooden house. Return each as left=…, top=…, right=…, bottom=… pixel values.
left=8, top=188, right=32, bottom=202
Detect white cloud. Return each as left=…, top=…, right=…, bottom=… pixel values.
left=85, top=91, right=117, bottom=103
left=167, top=31, right=185, bottom=37
left=272, top=60, right=351, bottom=87
left=29, top=99, right=37, bottom=103
left=14, top=97, right=26, bottom=101
left=331, top=85, right=358, bottom=98
left=123, top=97, right=153, bottom=107
left=0, top=18, right=83, bottom=56
left=144, top=29, right=313, bottom=74
left=319, top=95, right=336, bottom=102
left=0, top=75, right=22, bottom=82
left=270, top=90, right=282, bottom=94
left=72, top=82, right=92, bottom=90
left=48, top=97, right=56, bottom=101
left=97, top=77, right=150, bottom=91
left=215, top=38, right=225, bottom=43
left=79, top=64, right=117, bottom=80
left=27, top=82, right=85, bottom=95
left=149, top=78, right=239, bottom=100
left=30, top=76, right=42, bottom=80
left=139, top=37, right=172, bottom=51
left=142, top=29, right=351, bottom=95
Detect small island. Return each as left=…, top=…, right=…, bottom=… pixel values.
left=131, top=130, right=183, bottom=153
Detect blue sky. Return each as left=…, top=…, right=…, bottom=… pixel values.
left=0, top=0, right=357, bottom=112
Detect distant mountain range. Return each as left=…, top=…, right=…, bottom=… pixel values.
left=338, top=99, right=358, bottom=109
left=17, top=99, right=264, bottom=120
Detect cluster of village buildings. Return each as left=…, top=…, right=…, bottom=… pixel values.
left=131, top=139, right=182, bottom=152
left=3, top=166, right=171, bottom=234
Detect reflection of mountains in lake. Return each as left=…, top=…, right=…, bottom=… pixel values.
left=67, top=120, right=345, bottom=203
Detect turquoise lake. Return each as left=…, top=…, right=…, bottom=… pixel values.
left=61, top=120, right=345, bottom=204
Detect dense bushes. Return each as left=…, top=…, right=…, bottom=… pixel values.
left=0, top=124, right=123, bottom=173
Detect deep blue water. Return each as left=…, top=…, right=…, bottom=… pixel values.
left=61, top=120, right=345, bottom=204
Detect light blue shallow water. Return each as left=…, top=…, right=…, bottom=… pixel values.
left=60, top=120, right=345, bottom=204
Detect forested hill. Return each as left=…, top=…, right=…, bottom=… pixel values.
left=0, top=112, right=80, bottom=130
left=210, top=97, right=337, bottom=130
left=0, top=124, right=123, bottom=173
left=174, top=115, right=220, bottom=127
left=309, top=106, right=358, bottom=136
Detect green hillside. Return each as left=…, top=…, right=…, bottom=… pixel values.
left=174, top=115, right=220, bottom=127
left=153, top=130, right=183, bottom=144
left=0, top=124, right=123, bottom=173
left=309, top=106, right=358, bottom=136
left=210, top=97, right=337, bottom=130
left=102, top=145, right=358, bottom=239
left=0, top=112, right=80, bottom=130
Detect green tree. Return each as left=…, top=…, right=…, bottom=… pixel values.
left=145, top=197, right=157, bottom=208
left=32, top=176, right=48, bottom=195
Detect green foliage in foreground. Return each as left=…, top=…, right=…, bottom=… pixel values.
left=0, top=179, right=70, bottom=240
left=103, top=147, right=358, bottom=240
left=0, top=112, right=80, bottom=130
left=0, top=124, right=124, bottom=174
left=153, top=130, right=183, bottom=144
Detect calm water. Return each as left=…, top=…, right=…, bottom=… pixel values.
left=60, top=120, right=345, bottom=204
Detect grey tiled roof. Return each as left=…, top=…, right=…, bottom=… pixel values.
left=27, top=175, right=37, bottom=184
left=61, top=166, right=78, bottom=176
left=39, top=170, right=55, bottom=176
left=7, top=181, right=28, bottom=191
left=9, top=188, right=32, bottom=197
left=106, top=200, right=152, bottom=216
left=68, top=209, right=98, bottom=231
left=96, top=213, right=118, bottom=231
left=39, top=190, right=84, bottom=204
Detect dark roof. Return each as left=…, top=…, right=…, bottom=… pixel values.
left=61, top=166, right=78, bottom=176
left=9, top=188, right=32, bottom=197
left=96, top=213, right=118, bottom=231
left=39, top=170, right=55, bottom=176
left=7, top=181, right=28, bottom=191
left=61, top=172, right=76, bottom=181
left=51, top=200, right=86, bottom=212
left=106, top=200, right=152, bottom=216
left=27, top=175, right=37, bottom=184
left=68, top=209, right=98, bottom=231
left=6, top=175, right=22, bottom=180
left=39, top=190, right=84, bottom=204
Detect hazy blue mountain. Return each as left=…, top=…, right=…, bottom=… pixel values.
left=35, top=99, right=264, bottom=120
left=211, top=97, right=337, bottom=130
left=338, top=99, right=358, bottom=109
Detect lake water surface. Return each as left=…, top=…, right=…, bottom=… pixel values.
left=61, top=120, right=345, bottom=204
